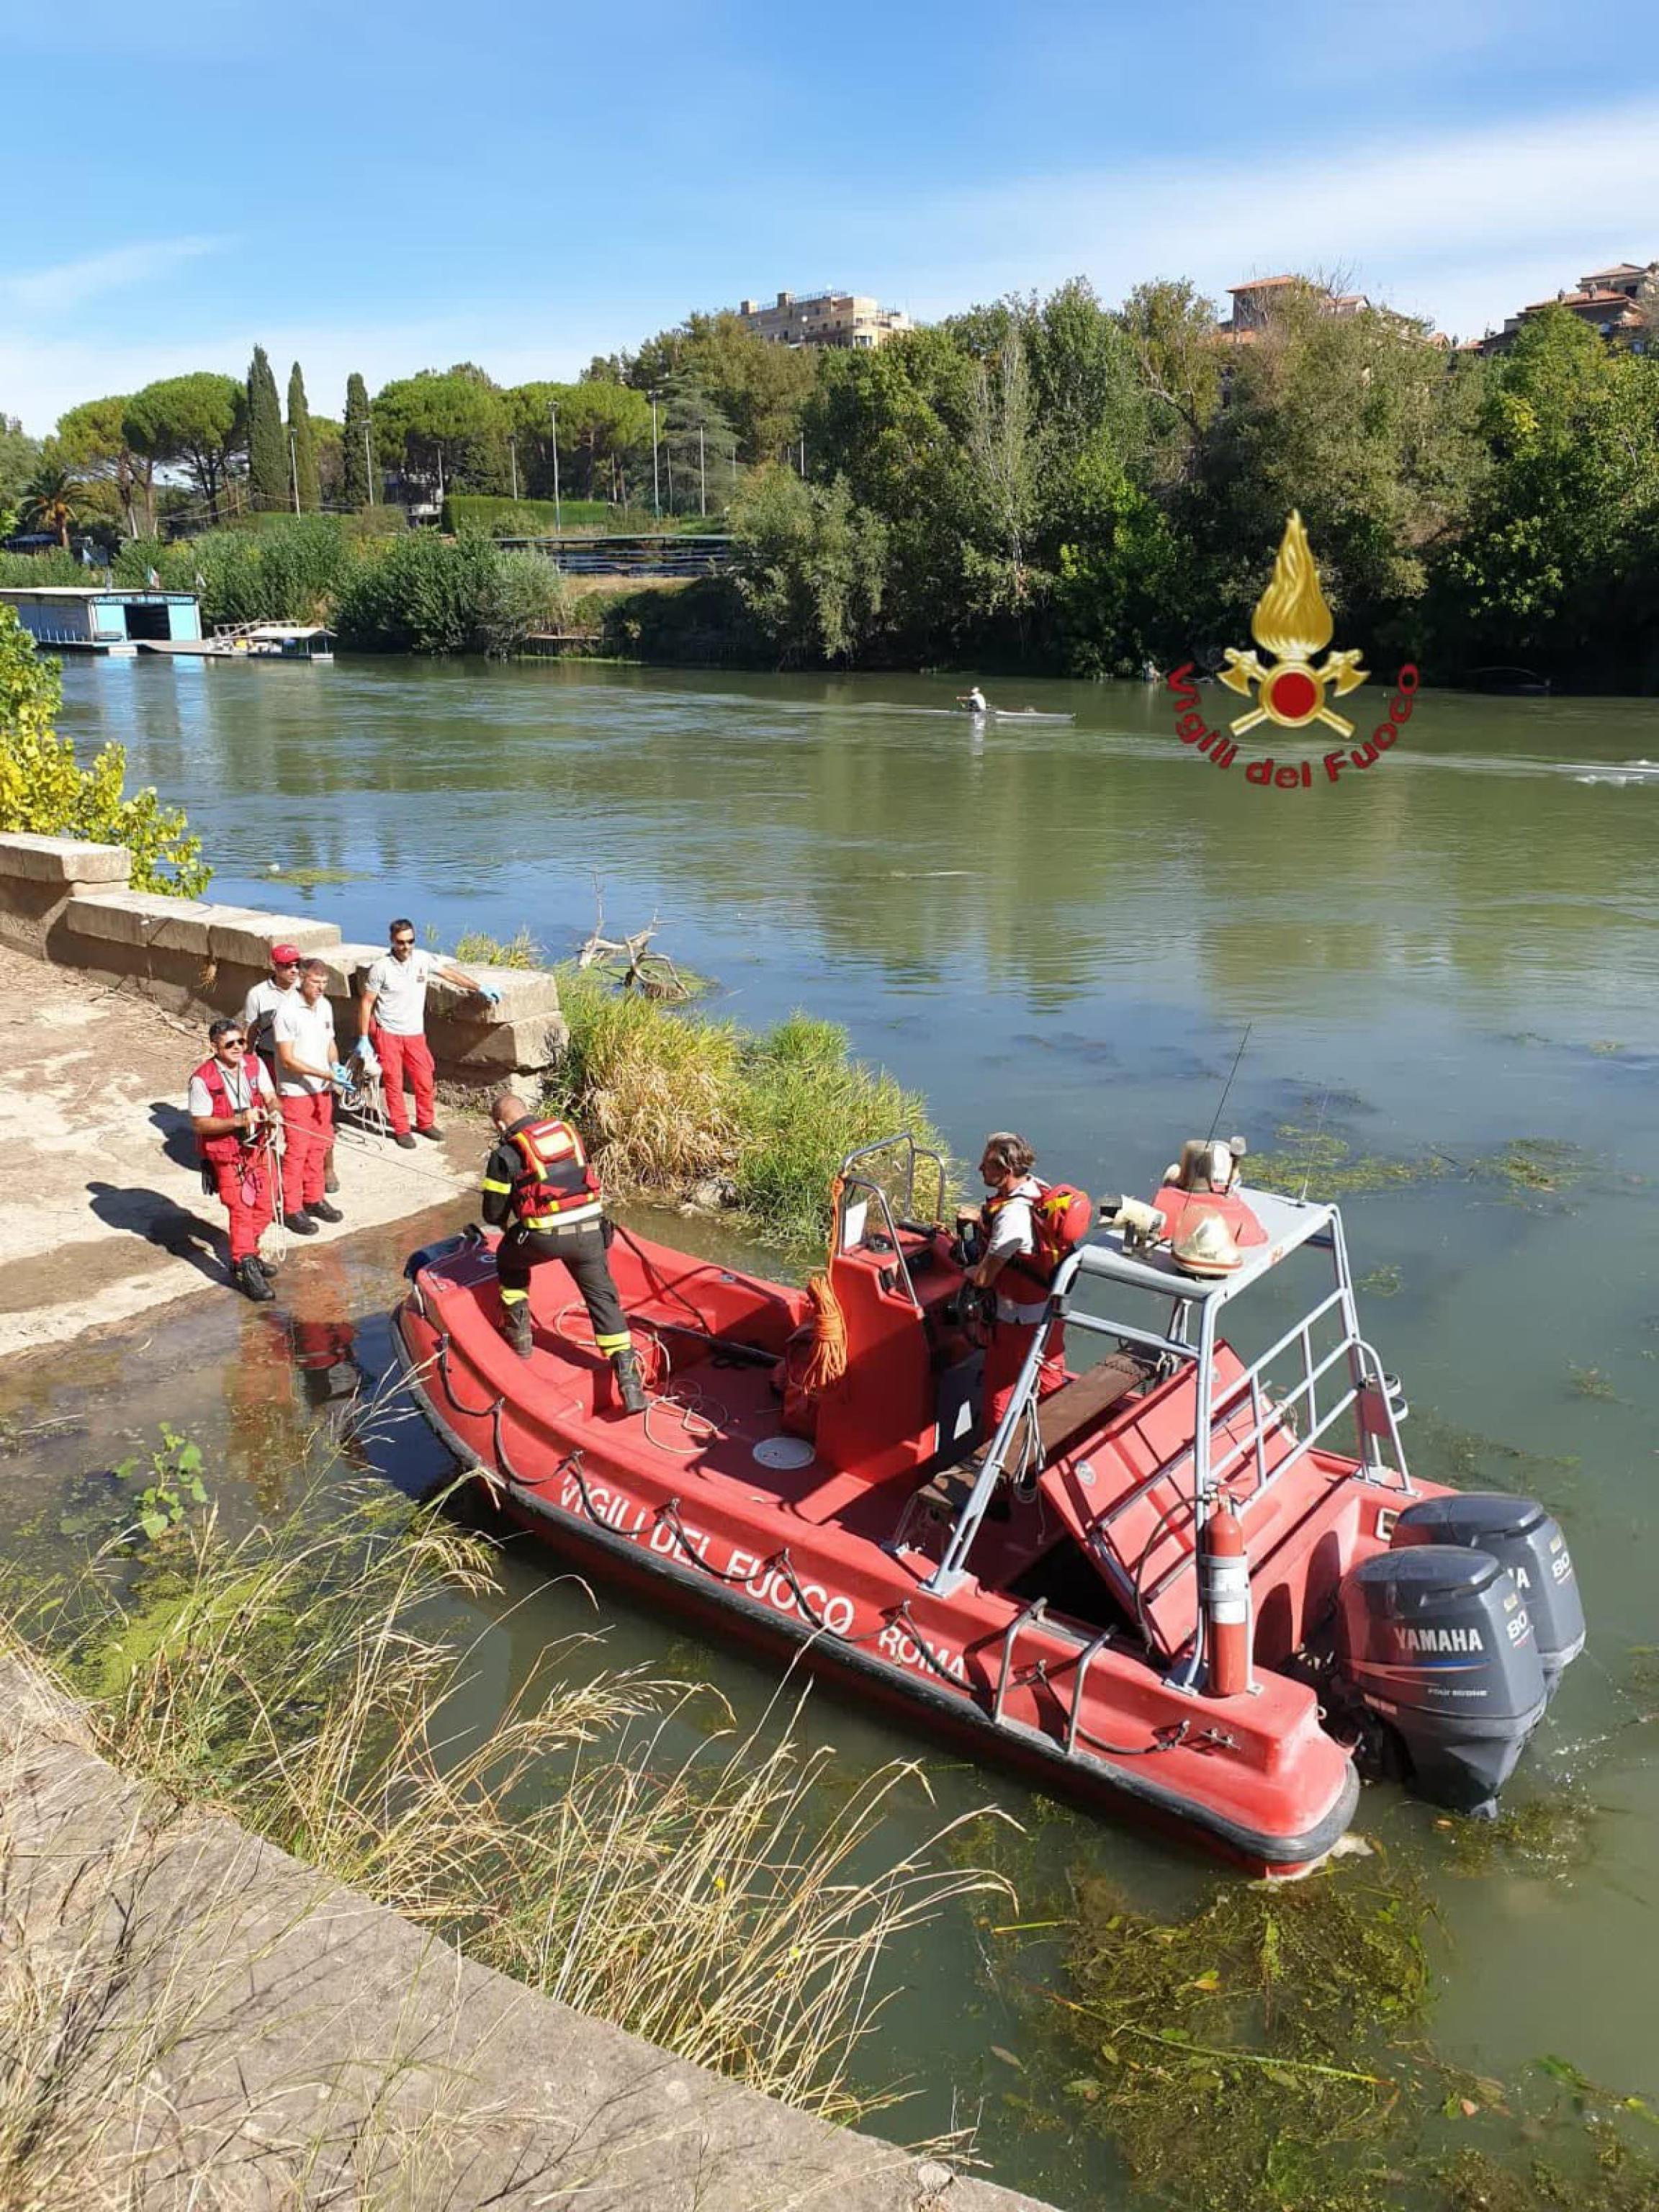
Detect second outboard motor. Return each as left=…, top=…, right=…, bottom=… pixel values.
left=1389, top=1493, right=1584, bottom=1697
left=1334, top=1547, right=1547, bottom=1817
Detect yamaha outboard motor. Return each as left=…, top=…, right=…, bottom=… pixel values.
left=1388, top=1493, right=1584, bottom=1697
left=1334, top=1547, right=1547, bottom=1816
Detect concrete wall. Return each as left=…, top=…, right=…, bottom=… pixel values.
left=0, top=1651, right=1053, bottom=2211
left=0, top=831, right=565, bottom=1086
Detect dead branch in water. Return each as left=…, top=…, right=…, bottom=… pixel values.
left=577, top=873, right=692, bottom=999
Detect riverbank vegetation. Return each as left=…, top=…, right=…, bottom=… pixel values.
left=547, top=963, right=950, bottom=1251
left=0, top=608, right=207, bottom=893
left=0, top=1465, right=1005, bottom=2131
left=12, top=280, right=1659, bottom=687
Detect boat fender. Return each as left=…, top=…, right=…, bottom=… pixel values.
left=1201, top=1498, right=1252, bottom=1698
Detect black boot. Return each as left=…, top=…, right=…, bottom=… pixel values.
left=284, top=1210, right=318, bottom=1236
left=235, top=1257, right=276, bottom=1303
left=503, top=1303, right=534, bottom=1360
left=611, top=1349, right=648, bottom=1416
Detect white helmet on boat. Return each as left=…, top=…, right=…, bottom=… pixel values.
left=1171, top=1207, right=1244, bottom=1278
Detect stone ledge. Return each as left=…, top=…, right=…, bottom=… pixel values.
left=0, top=830, right=132, bottom=885
left=62, top=887, right=185, bottom=944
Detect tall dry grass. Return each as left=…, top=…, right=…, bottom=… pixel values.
left=4, top=1472, right=1009, bottom=2126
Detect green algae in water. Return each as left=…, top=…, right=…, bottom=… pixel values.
left=1467, top=1138, right=1589, bottom=1201
left=1565, top=1365, right=1621, bottom=1403
left=1439, top=1791, right=1600, bottom=1879
left=1249, top=1126, right=1453, bottom=1202
left=1048, top=1862, right=1657, bottom=2212
left=1408, top=1409, right=1581, bottom=1510
left=262, top=866, right=368, bottom=888
left=1359, top=1264, right=1404, bottom=1298
left=1056, top=1863, right=1437, bottom=2212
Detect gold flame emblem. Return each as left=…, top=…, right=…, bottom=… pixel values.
left=1218, top=512, right=1368, bottom=736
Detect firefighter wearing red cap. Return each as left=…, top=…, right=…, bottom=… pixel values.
left=189, top=1015, right=278, bottom=1300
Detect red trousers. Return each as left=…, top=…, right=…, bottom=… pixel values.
left=984, top=1317, right=1067, bottom=1435
left=372, top=1026, right=436, bottom=1136
left=279, top=1090, right=334, bottom=1208
left=210, top=1154, right=274, bottom=1264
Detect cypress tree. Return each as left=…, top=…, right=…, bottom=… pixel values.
left=287, top=361, right=319, bottom=511
left=341, top=372, right=378, bottom=509
left=246, top=346, right=287, bottom=511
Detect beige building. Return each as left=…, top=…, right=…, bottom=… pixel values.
left=736, top=290, right=912, bottom=349
left=1220, top=275, right=1373, bottom=343
left=1477, top=259, right=1657, bottom=355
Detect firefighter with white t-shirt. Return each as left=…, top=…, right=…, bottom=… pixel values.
left=240, top=941, right=341, bottom=1197
left=272, top=960, right=349, bottom=1235
left=356, top=918, right=499, bottom=1148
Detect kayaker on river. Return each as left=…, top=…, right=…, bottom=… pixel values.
left=958, top=683, right=989, bottom=715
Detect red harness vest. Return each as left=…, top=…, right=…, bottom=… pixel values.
left=506, top=1118, right=603, bottom=1226
left=193, top=1055, right=269, bottom=1166
left=982, top=1177, right=1094, bottom=1296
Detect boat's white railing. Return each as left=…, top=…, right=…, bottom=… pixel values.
left=921, top=1198, right=1413, bottom=1618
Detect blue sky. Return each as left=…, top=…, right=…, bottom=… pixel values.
left=5, top=0, right=1659, bottom=433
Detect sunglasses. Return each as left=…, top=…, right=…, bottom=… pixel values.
left=221, top=1036, right=246, bottom=1048
left=392, top=938, right=415, bottom=949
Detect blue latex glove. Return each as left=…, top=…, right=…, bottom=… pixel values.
left=477, top=984, right=502, bottom=1007
left=331, top=1061, right=354, bottom=1087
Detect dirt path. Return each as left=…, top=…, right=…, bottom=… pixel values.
left=0, top=946, right=480, bottom=1361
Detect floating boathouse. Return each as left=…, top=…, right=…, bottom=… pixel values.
left=0, top=585, right=203, bottom=654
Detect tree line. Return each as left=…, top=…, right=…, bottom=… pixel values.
left=4, top=274, right=1658, bottom=685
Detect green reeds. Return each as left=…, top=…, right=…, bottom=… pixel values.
left=548, top=968, right=952, bottom=1252
left=3, top=1476, right=1008, bottom=2124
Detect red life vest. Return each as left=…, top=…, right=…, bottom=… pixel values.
left=982, top=1177, right=1094, bottom=1295
left=192, top=1055, right=270, bottom=1165
left=506, top=1118, right=603, bottom=1229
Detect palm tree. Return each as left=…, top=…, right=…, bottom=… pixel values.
left=19, top=466, right=84, bottom=549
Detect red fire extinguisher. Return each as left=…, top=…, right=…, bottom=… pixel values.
left=1201, top=1496, right=1251, bottom=1699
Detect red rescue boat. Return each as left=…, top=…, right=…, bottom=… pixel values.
left=393, top=1135, right=1584, bottom=1873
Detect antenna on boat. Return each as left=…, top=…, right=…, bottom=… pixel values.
left=1205, top=1024, right=1252, bottom=1146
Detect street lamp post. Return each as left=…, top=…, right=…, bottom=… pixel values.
left=649, top=392, right=660, bottom=521
left=549, top=397, right=562, bottom=532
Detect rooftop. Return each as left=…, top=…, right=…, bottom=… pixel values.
left=0, top=585, right=193, bottom=601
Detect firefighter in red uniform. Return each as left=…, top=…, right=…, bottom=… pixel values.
left=970, top=1130, right=1073, bottom=1436
left=189, top=1016, right=278, bottom=1301
left=479, top=1092, right=649, bottom=1413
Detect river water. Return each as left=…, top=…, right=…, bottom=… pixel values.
left=26, top=655, right=1659, bottom=2203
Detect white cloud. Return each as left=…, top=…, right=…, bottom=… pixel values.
left=890, top=97, right=1659, bottom=336
left=1, top=237, right=223, bottom=320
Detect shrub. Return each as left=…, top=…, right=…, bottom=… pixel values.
left=729, top=464, right=889, bottom=665
left=334, top=531, right=569, bottom=655
left=114, top=517, right=352, bottom=628
left=0, top=608, right=210, bottom=894
left=0, top=548, right=89, bottom=586
left=548, top=968, right=950, bottom=1251
left=444, top=495, right=664, bottom=536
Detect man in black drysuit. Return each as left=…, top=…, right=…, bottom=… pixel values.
left=480, top=1091, right=649, bottom=1413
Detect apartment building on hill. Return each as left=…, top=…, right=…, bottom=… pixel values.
left=735, top=290, right=912, bottom=349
